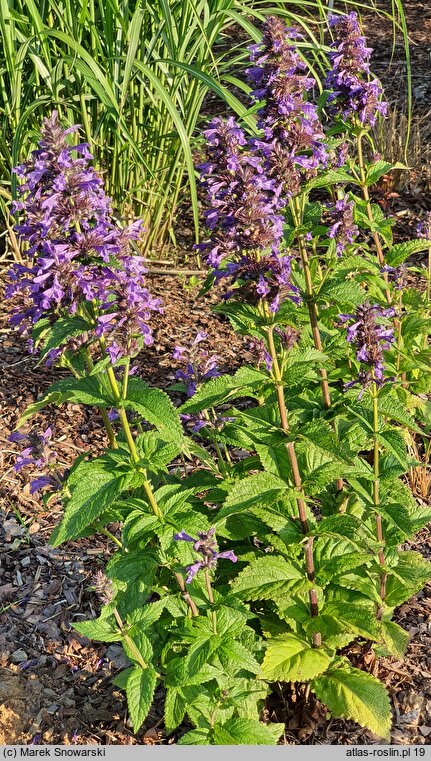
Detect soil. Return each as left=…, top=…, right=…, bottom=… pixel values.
left=1, top=0, right=431, bottom=747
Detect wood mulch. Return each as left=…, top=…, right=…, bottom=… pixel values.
left=1, top=0, right=431, bottom=746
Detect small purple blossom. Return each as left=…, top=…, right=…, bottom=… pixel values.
left=7, top=111, right=161, bottom=365
left=326, top=197, right=359, bottom=255
left=247, top=16, right=328, bottom=196
left=339, top=302, right=396, bottom=396
left=174, top=527, right=237, bottom=583
left=172, top=332, right=220, bottom=396
left=9, top=427, right=53, bottom=473
left=9, top=426, right=63, bottom=495
left=417, top=213, right=431, bottom=241
left=324, top=13, right=387, bottom=127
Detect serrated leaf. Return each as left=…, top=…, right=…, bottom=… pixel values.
left=123, top=378, right=183, bottom=443
left=212, top=718, right=284, bottom=745
left=186, top=634, right=221, bottom=677
left=385, top=239, right=431, bottom=267
left=384, top=552, right=431, bottom=606
left=262, top=634, right=333, bottom=682
left=379, top=620, right=410, bottom=659
left=366, top=160, right=402, bottom=187
left=39, top=316, right=92, bottom=359
left=73, top=616, right=121, bottom=642
left=50, top=456, right=139, bottom=546
left=164, top=688, right=187, bottom=733
left=378, top=503, right=412, bottom=537
left=18, top=376, right=113, bottom=425
left=123, top=630, right=153, bottom=665
left=307, top=601, right=381, bottom=646
left=312, top=662, right=391, bottom=740
left=125, top=665, right=157, bottom=732
left=219, top=641, right=262, bottom=675
left=231, top=556, right=304, bottom=601
left=305, top=169, right=353, bottom=191
left=318, top=279, right=365, bottom=306
left=179, top=366, right=267, bottom=414
left=177, top=728, right=211, bottom=745
left=216, top=472, right=290, bottom=523
left=377, top=429, right=408, bottom=468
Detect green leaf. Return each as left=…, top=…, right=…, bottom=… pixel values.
left=366, top=160, right=403, bottom=187
left=18, top=376, right=113, bottom=425
left=122, top=630, right=153, bottom=665
left=212, top=718, right=284, bottom=745
left=123, top=378, right=183, bottom=443
left=73, top=616, right=121, bottom=642
left=186, top=634, right=221, bottom=677
left=219, top=641, right=262, bottom=675
left=177, top=728, right=211, bottom=745
left=125, top=665, right=157, bottom=732
left=216, top=473, right=289, bottom=523
left=318, top=278, right=365, bottom=307
left=377, top=429, right=408, bottom=468
left=305, top=169, right=353, bottom=191
left=262, top=634, right=334, bottom=682
left=50, top=456, right=139, bottom=546
left=179, top=367, right=267, bottom=414
left=385, top=239, right=431, bottom=267
left=164, top=688, right=187, bottom=733
left=378, top=620, right=410, bottom=659
left=39, top=316, right=92, bottom=359
left=308, top=601, right=381, bottom=645
left=378, top=503, right=412, bottom=537
left=385, top=551, right=431, bottom=606
left=311, top=662, right=391, bottom=740
left=231, top=556, right=304, bottom=601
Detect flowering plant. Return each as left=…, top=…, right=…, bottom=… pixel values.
left=7, top=14, right=431, bottom=745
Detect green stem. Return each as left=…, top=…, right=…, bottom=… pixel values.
left=101, top=350, right=163, bottom=523
left=97, top=526, right=123, bottom=550
left=291, top=197, right=331, bottom=409
left=266, top=325, right=308, bottom=532
left=372, top=381, right=386, bottom=616
left=80, top=348, right=117, bottom=449
left=356, top=131, right=391, bottom=304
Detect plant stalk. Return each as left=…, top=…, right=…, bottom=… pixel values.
left=291, top=197, right=331, bottom=408
left=372, top=381, right=386, bottom=617
left=204, top=569, right=217, bottom=635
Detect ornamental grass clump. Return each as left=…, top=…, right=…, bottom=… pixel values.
left=6, top=14, right=431, bottom=746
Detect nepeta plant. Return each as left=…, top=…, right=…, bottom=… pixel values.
left=6, top=14, right=431, bottom=746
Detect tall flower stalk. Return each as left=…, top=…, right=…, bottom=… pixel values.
left=340, top=303, right=396, bottom=616
left=246, top=16, right=331, bottom=408
left=323, top=13, right=391, bottom=303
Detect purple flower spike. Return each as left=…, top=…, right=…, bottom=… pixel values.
left=326, top=196, right=358, bottom=256
left=340, top=302, right=396, bottom=395
left=7, top=111, right=162, bottom=365
left=246, top=16, right=328, bottom=196
left=324, top=13, right=387, bottom=127
left=174, top=528, right=237, bottom=584
left=172, top=332, right=220, bottom=396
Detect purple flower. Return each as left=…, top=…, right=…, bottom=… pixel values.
left=339, top=302, right=396, bottom=396
left=9, top=427, right=53, bottom=472
left=197, top=117, right=293, bottom=309
left=9, top=426, right=63, bottom=495
left=417, top=213, right=431, bottom=241
left=172, top=332, right=220, bottom=396
left=247, top=16, right=328, bottom=196
left=326, top=196, right=359, bottom=255
left=324, top=13, right=387, bottom=127
left=174, top=527, right=237, bottom=583
left=7, top=111, right=161, bottom=365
